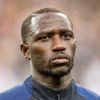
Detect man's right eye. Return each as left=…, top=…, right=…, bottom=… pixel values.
left=39, top=36, right=50, bottom=41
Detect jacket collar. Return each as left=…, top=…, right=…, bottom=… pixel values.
left=24, top=76, right=78, bottom=99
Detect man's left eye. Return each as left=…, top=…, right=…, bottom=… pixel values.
left=63, top=33, right=71, bottom=40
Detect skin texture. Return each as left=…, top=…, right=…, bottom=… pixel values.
left=21, top=12, right=76, bottom=89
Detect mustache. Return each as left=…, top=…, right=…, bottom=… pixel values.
left=50, top=52, right=70, bottom=61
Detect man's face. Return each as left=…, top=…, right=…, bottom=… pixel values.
left=28, top=12, right=76, bottom=77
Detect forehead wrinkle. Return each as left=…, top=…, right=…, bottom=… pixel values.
left=30, top=12, right=73, bottom=36
left=38, top=12, right=72, bottom=28
left=34, top=28, right=73, bottom=38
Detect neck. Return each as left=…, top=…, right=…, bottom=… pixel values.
left=31, top=68, right=72, bottom=90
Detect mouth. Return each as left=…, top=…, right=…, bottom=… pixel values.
left=51, top=54, right=69, bottom=65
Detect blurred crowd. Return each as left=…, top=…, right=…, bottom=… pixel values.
left=0, top=0, right=100, bottom=94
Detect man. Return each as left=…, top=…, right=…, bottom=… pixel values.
left=0, top=8, right=100, bottom=100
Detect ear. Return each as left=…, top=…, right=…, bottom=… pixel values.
left=20, top=43, right=30, bottom=60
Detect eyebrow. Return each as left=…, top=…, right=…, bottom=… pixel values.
left=33, top=28, right=73, bottom=37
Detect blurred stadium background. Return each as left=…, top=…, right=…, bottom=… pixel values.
left=0, top=0, right=100, bottom=94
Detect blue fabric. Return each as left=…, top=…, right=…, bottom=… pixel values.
left=0, top=76, right=100, bottom=100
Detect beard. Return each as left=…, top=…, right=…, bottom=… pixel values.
left=31, top=52, right=74, bottom=78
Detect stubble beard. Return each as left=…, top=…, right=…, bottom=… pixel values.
left=32, top=55, right=74, bottom=78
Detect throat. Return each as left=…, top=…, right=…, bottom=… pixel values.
left=32, top=70, right=72, bottom=90
left=38, top=76, right=72, bottom=90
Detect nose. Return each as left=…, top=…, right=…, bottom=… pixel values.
left=52, top=35, right=66, bottom=52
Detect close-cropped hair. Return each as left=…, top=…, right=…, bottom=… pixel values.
left=21, top=8, right=73, bottom=44
left=21, top=8, right=62, bottom=44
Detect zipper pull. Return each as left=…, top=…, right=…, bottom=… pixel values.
left=57, top=93, right=61, bottom=100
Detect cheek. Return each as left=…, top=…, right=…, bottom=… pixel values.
left=70, top=43, right=76, bottom=59
left=67, top=42, right=76, bottom=57
left=72, top=43, right=76, bottom=53
left=30, top=42, right=51, bottom=55
left=30, top=45, right=50, bottom=64
left=30, top=45, right=45, bottom=59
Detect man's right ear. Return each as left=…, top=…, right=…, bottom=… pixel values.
left=20, top=44, right=30, bottom=60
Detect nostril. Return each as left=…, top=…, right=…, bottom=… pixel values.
left=52, top=35, right=66, bottom=52
left=52, top=44, right=66, bottom=52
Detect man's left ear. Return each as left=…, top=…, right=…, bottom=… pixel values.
left=20, top=43, right=30, bottom=60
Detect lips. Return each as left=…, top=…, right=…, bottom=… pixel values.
left=51, top=54, right=69, bottom=64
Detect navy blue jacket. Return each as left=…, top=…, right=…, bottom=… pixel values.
left=0, top=76, right=100, bottom=100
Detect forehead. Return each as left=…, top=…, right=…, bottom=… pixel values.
left=30, top=12, right=73, bottom=34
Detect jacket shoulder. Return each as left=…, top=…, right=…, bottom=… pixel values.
left=76, top=84, right=100, bottom=100
left=0, top=84, right=31, bottom=100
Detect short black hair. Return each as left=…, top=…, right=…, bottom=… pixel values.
left=21, top=8, right=71, bottom=44
left=21, top=8, right=63, bottom=44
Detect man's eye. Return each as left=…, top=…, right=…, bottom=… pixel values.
left=40, top=36, right=50, bottom=41
left=63, top=33, right=71, bottom=40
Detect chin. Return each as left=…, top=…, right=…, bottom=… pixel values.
left=50, top=67, right=71, bottom=77
left=38, top=65, right=72, bottom=78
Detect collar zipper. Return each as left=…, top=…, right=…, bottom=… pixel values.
left=57, top=93, right=61, bottom=100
